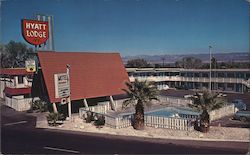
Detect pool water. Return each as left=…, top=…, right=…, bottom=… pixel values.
left=146, top=107, right=200, bottom=118
left=146, top=110, right=177, bottom=117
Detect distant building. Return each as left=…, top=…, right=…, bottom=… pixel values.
left=127, top=68, right=250, bottom=93
left=0, top=68, right=34, bottom=111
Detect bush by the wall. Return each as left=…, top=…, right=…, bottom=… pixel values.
left=47, top=112, right=64, bottom=126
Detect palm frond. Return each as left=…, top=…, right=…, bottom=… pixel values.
left=189, top=88, right=226, bottom=112
left=122, top=79, right=159, bottom=110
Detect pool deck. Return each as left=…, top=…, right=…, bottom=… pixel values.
left=105, top=104, right=168, bottom=117
left=105, top=104, right=199, bottom=118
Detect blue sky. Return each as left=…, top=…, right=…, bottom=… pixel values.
left=1, top=0, right=249, bottom=56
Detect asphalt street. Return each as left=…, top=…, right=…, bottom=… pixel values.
left=2, top=126, right=249, bottom=154
left=1, top=104, right=250, bottom=154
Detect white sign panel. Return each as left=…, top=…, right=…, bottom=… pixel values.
left=25, top=60, right=36, bottom=72
left=54, top=73, right=70, bottom=98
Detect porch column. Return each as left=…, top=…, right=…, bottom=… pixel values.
left=83, top=98, right=88, bottom=108
left=234, top=83, right=237, bottom=92
left=225, top=83, right=228, bottom=91
left=52, top=102, right=58, bottom=113
left=109, top=96, right=116, bottom=111
left=14, top=76, right=18, bottom=87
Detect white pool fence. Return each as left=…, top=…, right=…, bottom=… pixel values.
left=79, top=97, right=235, bottom=131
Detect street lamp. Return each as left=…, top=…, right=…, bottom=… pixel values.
left=209, top=46, right=212, bottom=92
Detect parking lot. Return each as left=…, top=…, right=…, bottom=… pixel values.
left=161, top=89, right=250, bottom=128
left=210, top=115, right=250, bottom=128
left=161, top=89, right=250, bottom=110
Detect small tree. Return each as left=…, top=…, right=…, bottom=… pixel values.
left=188, top=89, right=225, bottom=132
left=0, top=41, right=34, bottom=68
left=122, top=79, right=158, bottom=130
left=175, top=57, right=202, bottom=69
left=211, top=57, right=217, bottom=69
left=126, top=59, right=151, bottom=68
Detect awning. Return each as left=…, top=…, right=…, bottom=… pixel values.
left=4, top=87, right=31, bottom=96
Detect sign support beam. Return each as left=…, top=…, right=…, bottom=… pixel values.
left=52, top=102, right=58, bottom=113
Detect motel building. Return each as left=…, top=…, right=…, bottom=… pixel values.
left=127, top=68, right=250, bottom=93
left=0, top=51, right=250, bottom=113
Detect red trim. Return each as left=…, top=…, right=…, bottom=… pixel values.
left=0, top=68, right=33, bottom=75
left=4, top=87, right=31, bottom=96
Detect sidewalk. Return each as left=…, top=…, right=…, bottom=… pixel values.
left=35, top=113, right=250, bottom=143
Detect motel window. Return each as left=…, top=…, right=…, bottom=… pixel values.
left=227, top=73, right=234, bottom=78
left=246, top=73, right=250, bottom=79
left=128, top=72, right=133, bottom=76
left=18, top=76, right=24, bottom=84
left=218, top=73, right=225, bottom=78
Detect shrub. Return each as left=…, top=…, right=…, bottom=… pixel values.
left=94, top=115, right=105, bottom=128
left=47, top=112, right=64, bottom=126
left=85, top=111, right=94, bottom=123
left=32, top=100, right=48, bottom=112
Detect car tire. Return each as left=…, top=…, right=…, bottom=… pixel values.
left=240, top=117, right=247, bottom=122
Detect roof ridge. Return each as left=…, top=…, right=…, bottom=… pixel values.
left=37, top=51, right=120, bottom=54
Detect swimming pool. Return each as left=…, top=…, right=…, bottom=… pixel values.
left=145, top=107, right=200, bottom=118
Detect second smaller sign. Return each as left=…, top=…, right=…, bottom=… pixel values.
left=54, top=73, right=70, bottom=98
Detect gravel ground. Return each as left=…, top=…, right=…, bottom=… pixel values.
left=36, top=114, right=250, bottom=142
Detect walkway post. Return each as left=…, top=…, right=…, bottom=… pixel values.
left=83, top=99, right=88, bottom=108
left=109, top=96, right=116, bottom=111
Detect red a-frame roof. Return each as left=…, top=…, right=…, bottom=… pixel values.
left=37, top=51, right=129, bottom=103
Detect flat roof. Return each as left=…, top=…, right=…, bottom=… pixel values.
left=0, top=68, right=33, bottom=75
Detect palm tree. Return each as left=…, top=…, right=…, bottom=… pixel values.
left=188, top=89, right=225, bottom=132
left=122, top=79, right=159, bottom=130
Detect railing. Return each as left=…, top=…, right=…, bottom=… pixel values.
left=158, top=96, right=192, bottom=107
left=105, top=114, right=193, bottom=131
left=81, top=102, right=110, bottom=114
left=145, top=115, right=193, bottom=131
left=129, top=76, right=250, bottom=88
left=105, top=114, right=133, bottom=129
left=0, top=78, right=32, bottom=88
left=78, top=97, right=235, bottom=130
left=79, top=99, right=128, bottom=118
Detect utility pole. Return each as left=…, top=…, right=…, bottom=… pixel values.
left=209, top=46, right=212, bottom=92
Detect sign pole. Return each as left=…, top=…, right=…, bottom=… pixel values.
left=66, top=64, right=71, bottom=119
left=209, top=46, right=212, bottom=93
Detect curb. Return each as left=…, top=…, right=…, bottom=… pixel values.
left=40, top=126, right=250, bottom=143
left=36, top=119, right=250, bottom=143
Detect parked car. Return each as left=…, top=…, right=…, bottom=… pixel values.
left=184, top=94, right=193, bottom=99
left=232, top=99, right=247, bottom=111
left=233, top=111, right=250, bottom=122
